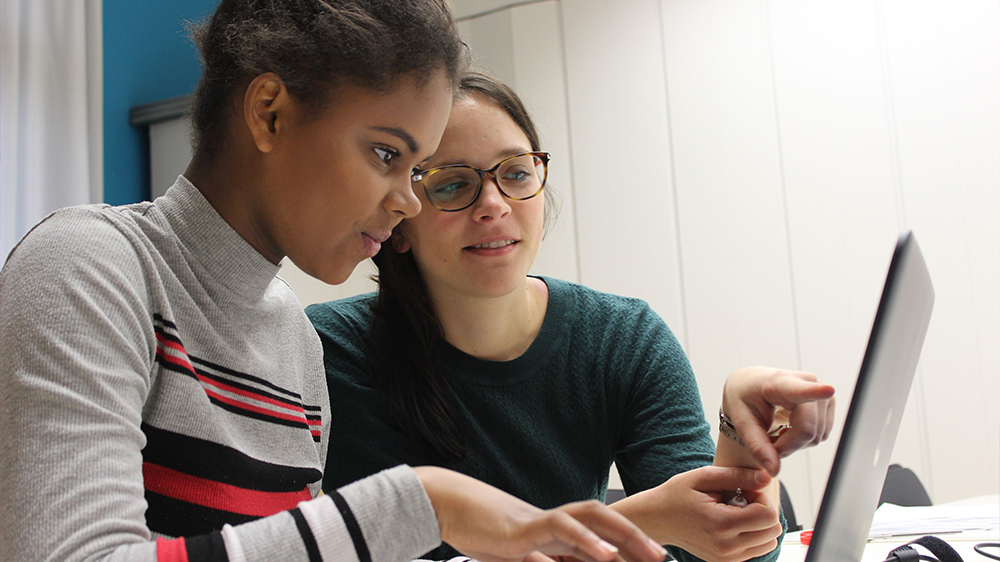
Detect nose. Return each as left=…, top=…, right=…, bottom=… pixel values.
left=385, top=177, right=422, bottom=220
left=473, top=175, right=511, bottom=221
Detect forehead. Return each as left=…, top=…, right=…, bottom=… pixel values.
left=310, top=73, right=454, bottom=146
left=431, top=95, right=532, bottom=166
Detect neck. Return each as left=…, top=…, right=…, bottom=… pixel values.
left=184, top=142, right=282, bottom=265
left=428, top=277, right=549, bottom=361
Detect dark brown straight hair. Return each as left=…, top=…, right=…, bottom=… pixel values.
left=367, top=71, right=543, bottom=461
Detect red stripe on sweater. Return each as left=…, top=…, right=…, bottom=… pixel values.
left=156, top=334, right=196, bottom=373
left=196, top=373, right=306, bottom=415
left=157, top=335, right=319, bottom=428
left=202, top=388, right=314, bottom=427
left=144, top=462, right=312, bottom=517
left=155, top=334, right=321, bottom=438
left=156, top=537, right=190, bottom=562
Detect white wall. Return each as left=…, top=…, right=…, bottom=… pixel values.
left=451, top=0, right=1000, bottom=526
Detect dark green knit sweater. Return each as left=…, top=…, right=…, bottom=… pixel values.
left=307, top=277, right=782, bottom=562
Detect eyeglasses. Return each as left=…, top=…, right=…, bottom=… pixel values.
left=411, top=151, right=550, bottom=212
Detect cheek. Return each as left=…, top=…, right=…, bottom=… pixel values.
left=526, top=201, right=546, bottom=237
left=406, top=216, right=459, bottom=264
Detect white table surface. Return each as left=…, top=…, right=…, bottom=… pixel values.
left=776, top=496, right=1000, bottom=562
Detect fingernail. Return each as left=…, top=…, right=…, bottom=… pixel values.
left=599, top=539, right=619, bottom=555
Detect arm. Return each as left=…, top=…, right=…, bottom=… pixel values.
left=601, top=305, right=784, bottom=562
left=415, top=466, right=668, bottom=562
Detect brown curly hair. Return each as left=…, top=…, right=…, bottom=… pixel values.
left=189, top=0, right=468, bottom=157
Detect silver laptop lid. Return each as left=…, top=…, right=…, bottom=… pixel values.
left=804, top=231, right=935, bottom=562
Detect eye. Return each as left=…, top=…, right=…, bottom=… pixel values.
left=373, top=147, right=399, bottom=167
left=431, top=178, right=473, bottom=201
left=501, top=167, right=532, bottom=182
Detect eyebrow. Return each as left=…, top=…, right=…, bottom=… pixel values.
left=436, top=147, right=530, bottom=168
left=371, top=126, right=418, bottom=153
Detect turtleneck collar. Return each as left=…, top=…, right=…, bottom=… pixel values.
left=157, top=175, right=281, bottom=301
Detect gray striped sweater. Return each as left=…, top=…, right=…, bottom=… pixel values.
left=0, top=176, right=439, bottom=562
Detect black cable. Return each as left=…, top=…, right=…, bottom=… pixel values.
left=883, top=536, right=966, bottom=562
left=974, top=543, right=1000, bottom=561
left=884, top=544, right=938, bottom=562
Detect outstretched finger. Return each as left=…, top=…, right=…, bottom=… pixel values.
left=760, top=377, right=835, bottom=411
left=541, top=510, right=623, bottom=562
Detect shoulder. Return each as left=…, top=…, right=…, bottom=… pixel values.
left=306, top=293, right=376, bottom=335
left=3, top=205, right=156, bottom=297
left=542, top=276, right=663, bottom=329
left=541, top=276, right=686, bottom=368
left=305, top=293, right=376, bottom=360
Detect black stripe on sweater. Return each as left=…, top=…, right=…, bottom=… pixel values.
left=184, top=530, right=229, bottom=562
left=152, top=315, right=319, bottom=409
left=290, top=508, right=323, bottom=562
left=141, top=424, right=321, bottom=492
left=145, top=492, right=257, bottom=538
left=206, top=396, right=321, bottom=442
left=152, top=358, right=321, bottom=441
left=331, top=491, right=372, bottom=562
left=191, top=354, right=304, bottom=401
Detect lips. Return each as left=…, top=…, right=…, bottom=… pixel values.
left=468, top=239, right=516, bottom=249
left=361, top=231, right=391, bottom=258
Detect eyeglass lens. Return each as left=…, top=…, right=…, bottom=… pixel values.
left=421, top=153, right=546, bottom=211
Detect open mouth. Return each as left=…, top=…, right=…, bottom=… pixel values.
left=467, top=240, right=517, bottom=250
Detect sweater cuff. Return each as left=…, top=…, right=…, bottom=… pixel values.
left=337, top=465, right=442, bottom=562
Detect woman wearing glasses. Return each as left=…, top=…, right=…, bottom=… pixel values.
left=307, top=72, right=835, bottom=562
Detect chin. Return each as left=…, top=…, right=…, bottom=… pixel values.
left=470, top=272, right=529, bottom=297
left=291, top=257, right=356, bottom=287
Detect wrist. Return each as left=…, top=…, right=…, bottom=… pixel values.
left=609, top=486, right=674, bottom=546
left=718, top=406, right=744, bottom=447
left=718, top=406, right=791, bottom=447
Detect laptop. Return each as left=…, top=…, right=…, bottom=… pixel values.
left=803, top=230, right=935, bottom=562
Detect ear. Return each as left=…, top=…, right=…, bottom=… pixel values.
left=391, top=229, right=411, bottom=253
left=243, top=73, right=289, bottom=153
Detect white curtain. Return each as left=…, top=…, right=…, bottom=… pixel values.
left=1, top=0, right=101, bottom=261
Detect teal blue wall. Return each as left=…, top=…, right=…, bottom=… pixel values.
left=102, top=0, right=217, bottom=205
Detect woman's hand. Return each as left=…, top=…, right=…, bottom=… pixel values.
left=611, top=466, right=782, bottom=562
left=414, top=466, right=668, bottom=562
left=721, top=367, right=836, bottom=475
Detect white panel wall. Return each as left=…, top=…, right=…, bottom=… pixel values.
left=658, top=0, right=808, bottom=513
left=560, top=0, right=687, bottom=332
left=453, top=0, right=1000, bottom=527
left=764, top=0, right=906, bottom=517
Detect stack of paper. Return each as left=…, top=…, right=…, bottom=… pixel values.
left=868, top=502, right=1000, bottom=540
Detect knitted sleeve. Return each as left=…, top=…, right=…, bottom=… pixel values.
left=609, top=300, right=715, bottom=493
left=0, top=211, right=440, bottom=562
left=608, top=300, right=784, bottom=562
